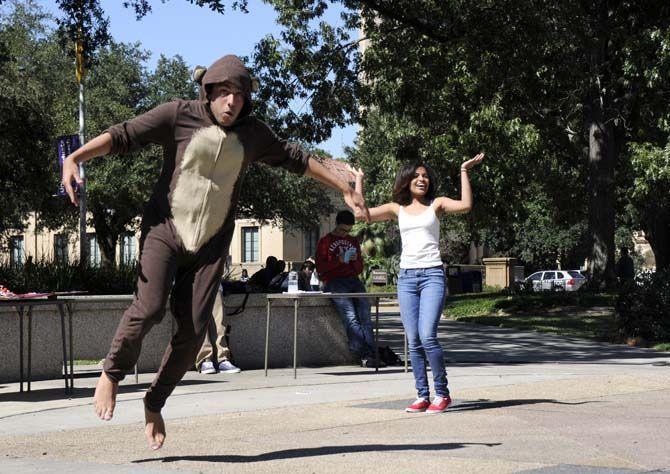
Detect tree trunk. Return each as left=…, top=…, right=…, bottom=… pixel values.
left=642, top=205, right=670, bottom=272
left=92, top=210, right=117, bottom=268
left=586, top=1, right=617, bottom=288
left=98, top=232, right=117, bottom=269
left=586, top=116, right=617, bottom=287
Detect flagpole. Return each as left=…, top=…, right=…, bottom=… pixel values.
left=78, top=80, right=87, bottom=267
left=76, top=35, right=88, bottom=267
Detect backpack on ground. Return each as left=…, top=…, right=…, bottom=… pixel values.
left=378, top=345, right=403, bottom=366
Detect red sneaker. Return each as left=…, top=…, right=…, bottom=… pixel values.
left=405, top=397, right=431, bottom=413
left=426, top=395, right=452, bottom=413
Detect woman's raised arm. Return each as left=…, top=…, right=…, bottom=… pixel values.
left=436, top=152, right=485, bottom=215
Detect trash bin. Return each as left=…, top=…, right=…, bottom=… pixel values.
left=461, top=271, right=474, bottom=293
left=471, top=271, right=483, bottom=293
left=446, top=266, right=462, bottom=294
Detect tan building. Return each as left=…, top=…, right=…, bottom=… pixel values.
left=1, top=211, right=339, bottom=274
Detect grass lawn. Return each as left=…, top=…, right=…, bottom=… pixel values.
left=443, top=291, right=620, bottom=341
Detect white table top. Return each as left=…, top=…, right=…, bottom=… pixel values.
left=266, top=292, right=397, bottom=299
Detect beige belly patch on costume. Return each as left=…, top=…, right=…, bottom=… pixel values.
left=171, top=126, right=245, bottom=252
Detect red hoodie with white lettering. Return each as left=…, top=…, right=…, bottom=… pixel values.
left=315, top=232, right=363, bottom=284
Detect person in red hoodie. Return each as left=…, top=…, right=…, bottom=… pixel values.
left=316, top=210, right=383, bottom=367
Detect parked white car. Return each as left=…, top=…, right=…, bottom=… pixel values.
left=524, top=270, right=587, bottom=292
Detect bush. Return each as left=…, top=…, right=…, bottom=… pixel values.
left=615, top=269, right=670, bottom=342
left=0, top=259, right=138, bottom=295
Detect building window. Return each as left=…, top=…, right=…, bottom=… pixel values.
left=304, top=226, right=320, bottom=259
left=241, top=226, right=259, bottom=262
left=54, top=234, right=69, bottom=264
left=10, top=235, right=25, bottom=268
left=120, top=233, right=136, bottom=265
left=87, top=233, right=101, bottom=267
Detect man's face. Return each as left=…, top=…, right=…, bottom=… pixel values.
left=208, top=82, right=245, bottom=126
left=334, top=223, right=353, bottom=236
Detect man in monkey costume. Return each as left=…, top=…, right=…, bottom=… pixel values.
left=62, top=54, right=367, bottom=450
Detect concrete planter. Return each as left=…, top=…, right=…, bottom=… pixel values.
left=0, top=293, right=353, bottom=383
left=223, top=293, right=356, bottom=369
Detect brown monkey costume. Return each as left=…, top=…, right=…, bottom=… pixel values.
left=102, top=55, right=313, bottom=412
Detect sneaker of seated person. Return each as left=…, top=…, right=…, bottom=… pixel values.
left=405, top=397, right=431, bottom=413
left=200, top=360, right=216, bottom=374
left=218, top=360, right=241, bottom=373
left=426, top=395, right=452, bottom=414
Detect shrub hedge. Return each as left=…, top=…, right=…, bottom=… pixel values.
left=0, top=259, right=138, bottom=295
left=615, top=269, right=670, bottom=342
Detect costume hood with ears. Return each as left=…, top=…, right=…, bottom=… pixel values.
left=192, top=55, right=260, bottom=122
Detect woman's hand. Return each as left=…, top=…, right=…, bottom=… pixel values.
left=346, top=165, right=368, bottom=222
left=460, top=153, right=485, bottom=171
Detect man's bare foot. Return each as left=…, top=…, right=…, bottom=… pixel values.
left=93, top=372, right=118, bottom=421
left=144, top=407, right=166, bottom=450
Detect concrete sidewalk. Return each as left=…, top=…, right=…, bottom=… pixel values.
left=1, top=308, right=669, bottom=473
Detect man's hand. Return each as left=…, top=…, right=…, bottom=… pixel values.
left=62, top=155, right=83, bottom=206
left=344, top=188, right=370, bottom=223
left=59, top=132, right=113, bottom=206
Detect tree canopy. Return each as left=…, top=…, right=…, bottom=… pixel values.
left=4, top=0, right=670, bottom=278
left=0, top=1, right=334, bottom=266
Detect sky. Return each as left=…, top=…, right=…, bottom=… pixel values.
left=37, top=0, right=358, bottom=158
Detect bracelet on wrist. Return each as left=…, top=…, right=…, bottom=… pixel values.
left=460, top=168, right=468, bottom=172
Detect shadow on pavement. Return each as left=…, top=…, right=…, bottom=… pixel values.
left=319, top=368, right=408, bottom=376
left=0, top=379, right=222, bottom=403
left=450, top=398, right=595, bottom=411
left=351, top=397, right=595, bottom=411
left=133, top=442, right=501, bottom=464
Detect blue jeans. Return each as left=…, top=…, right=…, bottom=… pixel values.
left=324, top=278, right=375, bottom=358
left=398, top=266, right=449, bottom=399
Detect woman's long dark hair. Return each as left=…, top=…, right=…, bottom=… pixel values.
left=392, top=162, right=438, bottom=205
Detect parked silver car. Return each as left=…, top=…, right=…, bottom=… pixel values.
left=524, top=270, right=587, bottom=292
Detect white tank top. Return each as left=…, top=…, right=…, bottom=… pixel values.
left=398, top=203, right=442, bottom=269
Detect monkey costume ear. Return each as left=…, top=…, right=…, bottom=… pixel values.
left=192, top=66, right=207, bottom=84
left=251, top=77, right=260, bottom=92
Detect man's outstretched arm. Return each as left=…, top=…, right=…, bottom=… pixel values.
left=304, top=158, right=370, bottom=222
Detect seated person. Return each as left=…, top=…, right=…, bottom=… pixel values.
left=247, top=256, right=278, bottom=291
left=306, top=256, right=321, bottom=290
left=298, top=260, right=316, bottom=290
left=267, top=260, right=288, bottom=292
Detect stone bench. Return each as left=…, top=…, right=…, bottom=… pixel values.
left=0, top=293, right=354, bottom=383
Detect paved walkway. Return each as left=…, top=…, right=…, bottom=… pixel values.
left=1, top=307, right=669, bottom=473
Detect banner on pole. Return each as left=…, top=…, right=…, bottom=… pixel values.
left=55, top=134, right=80, bottom=196
left=75, top=37, right=86, bottom=84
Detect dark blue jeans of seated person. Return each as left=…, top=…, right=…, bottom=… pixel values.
left=397, top=266, right=449, bottom=399
left=324, top=277, right=375, bottom=358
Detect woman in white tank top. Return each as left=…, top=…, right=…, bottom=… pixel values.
left=353, top=153, right=484, bottom=413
